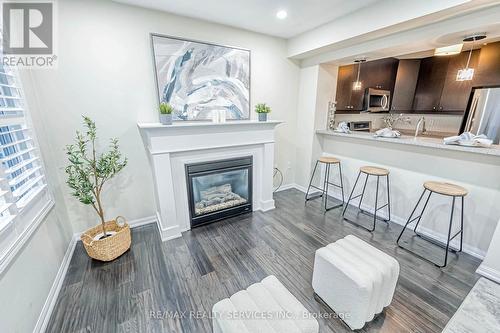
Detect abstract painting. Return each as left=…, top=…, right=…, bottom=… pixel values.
left=151, top=34, right=250, bottom=121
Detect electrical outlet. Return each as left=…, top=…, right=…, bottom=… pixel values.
left=287, top=161, right=291, bottom=170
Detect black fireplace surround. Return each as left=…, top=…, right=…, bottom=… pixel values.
left=185, top=156, right=253, bottom=228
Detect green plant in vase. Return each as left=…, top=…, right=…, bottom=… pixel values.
left=255, top=103, right=271, bottom=121
left=159, top=102, right=173, bottom=125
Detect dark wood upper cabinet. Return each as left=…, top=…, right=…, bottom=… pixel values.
left=412, top=56, right=450, bottom=111
left=392, top=59, right=421, bottom=111
left=473, top=42, right=500, bottom=86
left=440, top=49, right=480, bottom=112
left=335, top=58, right=398, bottom=111
left=334, top=41, right=500, bottom=114
left=335, top=64, right=354, bottom=111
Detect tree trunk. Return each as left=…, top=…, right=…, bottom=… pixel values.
left=96, top=191, right=107, bottom=236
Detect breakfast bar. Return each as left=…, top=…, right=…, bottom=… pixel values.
left=315, top=129, right=500, bottom=259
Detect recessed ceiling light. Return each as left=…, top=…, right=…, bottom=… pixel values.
left=434, top=43, right=463, bottom=56
left=276, top=10, right=287, bottom=19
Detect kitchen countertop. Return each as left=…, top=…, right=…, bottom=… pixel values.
left=316, top=129, right=500, bottom=157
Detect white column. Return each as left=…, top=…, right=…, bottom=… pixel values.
left=152, top=153, right=182, bottom=241
left=477, top=219, right=500, bottom=283
left=259, top=142, right=275, bottom=211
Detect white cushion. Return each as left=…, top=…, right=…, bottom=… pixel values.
left=326, top=243, right=384, bottom=319
left=312, top=246, right=373, bottom=329
left=261, top=275, right=319, bottom=333
left=344, top=235, right=400, bottom=306
left=312, top=235, right=400, bottom=330
left=212, top=275, right=319, bottom=333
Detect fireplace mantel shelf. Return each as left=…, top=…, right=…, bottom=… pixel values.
left=137, top=120, right=283, bottom=130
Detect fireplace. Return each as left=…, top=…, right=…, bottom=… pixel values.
left=185, top=156, right=253, bottom=228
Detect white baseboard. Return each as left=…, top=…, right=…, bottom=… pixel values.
left=33, top=233, right=78, bottom=333
left=34, top=215, right=158, bottom=333
left=280, top=183, right=485, bottom=259
left=476, top=264, right=500, bottom=284
left=127, top=215, right=157, bottom=228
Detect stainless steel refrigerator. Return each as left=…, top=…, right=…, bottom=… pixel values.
left=462, top=87, right=500, bottom=144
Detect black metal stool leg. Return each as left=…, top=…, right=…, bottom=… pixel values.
left=460, top=196, right=464, bottom=252
left=342, top=171, right=361, bottom=216
left=386, top=175, right=391, bottom=222
left=338, top=163, right=345, bottom=205
left=305, top=161, right=320, bottom=202
left=371, top=176, right=380, bottom=231
left=397, top=188, right=427, bottom=244
left=324, top=164, right=330, bottom=211
left=439, top=197, right=456, bottom=268
left=358, top=173, right=369, bottom=210
left=414, top=191, right=432, bottom=232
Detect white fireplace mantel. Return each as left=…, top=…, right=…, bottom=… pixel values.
left=138, top=120, right=283, bottom=241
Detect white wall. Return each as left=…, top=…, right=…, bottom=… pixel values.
left=29, top=0, right=300, bottom=233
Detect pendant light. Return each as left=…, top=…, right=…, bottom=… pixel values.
left=352, top=58, right=366, bottom=90
left=456, top=34, right=486, bottom=81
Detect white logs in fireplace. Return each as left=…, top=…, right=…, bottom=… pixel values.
left=138, top=120, right=283, bottom=241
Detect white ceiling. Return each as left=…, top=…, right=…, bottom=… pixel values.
left=114, top=0, right=381, bottom=38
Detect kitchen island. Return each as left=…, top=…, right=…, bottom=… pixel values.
left=315, top=129, right=500, bottom=260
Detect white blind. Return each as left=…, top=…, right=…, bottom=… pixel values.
left=0, top=65, right=46, bottom=230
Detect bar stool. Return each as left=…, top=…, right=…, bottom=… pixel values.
left=397, top=181, right=466, bottom=268
left=305, top=156, right=345, bottom=211
left=342, top=166, right=391, bottom=232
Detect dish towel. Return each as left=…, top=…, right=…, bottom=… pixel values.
left=374, top=128, right=401, bottom=138
left=334, top=121, right=351, bottom=133
left=443, top=132, right=493, bottom=147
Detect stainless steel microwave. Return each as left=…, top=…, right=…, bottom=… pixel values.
left=365, top=88, right=391, bottom=112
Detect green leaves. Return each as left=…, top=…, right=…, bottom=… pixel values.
left=255, top=103, right=271, bottom=114
left=65, top=116, right=127, bottom=211
left=159, top=102, right=173, bottom=115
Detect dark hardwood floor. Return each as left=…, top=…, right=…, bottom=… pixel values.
left=46, top=189, right=481, bottom=333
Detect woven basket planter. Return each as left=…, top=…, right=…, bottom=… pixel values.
left=81, top=217, right=131, bottom=261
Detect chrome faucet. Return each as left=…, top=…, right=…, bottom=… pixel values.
left=415, top=116, right=426, bottom=137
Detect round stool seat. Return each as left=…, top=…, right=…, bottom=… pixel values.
left=319, top=156, right=340, bottom=164
left=424, top=181, right=468, bottom=197
left=360, top=166, right=389, bottom=176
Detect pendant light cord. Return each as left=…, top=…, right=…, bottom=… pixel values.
left=465, top=39, right=474, bottom=69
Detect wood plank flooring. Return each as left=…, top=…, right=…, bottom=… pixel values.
left=46, top=189, right=481, bottom=333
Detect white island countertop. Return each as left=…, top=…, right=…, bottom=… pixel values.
left=316, top=129, right=500, bottom=157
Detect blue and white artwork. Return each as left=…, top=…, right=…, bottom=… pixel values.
left=151, top=34, right=250, bottom=121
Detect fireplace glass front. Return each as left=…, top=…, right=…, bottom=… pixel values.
left=186, top=157, right=252, bottom=227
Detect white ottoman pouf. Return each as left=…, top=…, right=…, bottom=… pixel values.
left=212, top=275, right=319, bottom=333
left=312, top=235, right=399, bottom=330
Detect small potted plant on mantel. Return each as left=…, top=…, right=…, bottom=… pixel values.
left=159, top=102, right=173, bottom=125
left=255, top=103, right=271, bottom=122
left=65, top=116, right=130, bottom=261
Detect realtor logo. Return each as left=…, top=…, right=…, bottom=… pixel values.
left=1, top=1, right=56, bottom=68
left=2, top=2, right=53, bottom=54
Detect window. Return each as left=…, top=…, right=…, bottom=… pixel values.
left=0, top=64, right=51, bottom=243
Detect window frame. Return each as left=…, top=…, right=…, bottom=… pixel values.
left=0, top=67, right=54, bottom=274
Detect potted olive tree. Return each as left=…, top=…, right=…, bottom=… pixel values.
left=65, top=116, right=130, bottom=261
left=255, top=103, right=271, bottom=121
left=159, top=102, right=173, bottom=125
